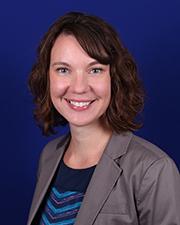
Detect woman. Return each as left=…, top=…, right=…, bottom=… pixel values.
left=27, top=12, right=180, bottom=225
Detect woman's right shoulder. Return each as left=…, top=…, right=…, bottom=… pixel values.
left=40, top=133, right=70, bottom=162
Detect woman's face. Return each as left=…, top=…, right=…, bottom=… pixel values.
left=49, top=34, right=111, bottom=128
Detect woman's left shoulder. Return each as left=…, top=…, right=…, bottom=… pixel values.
left=119, top=132, right=179, bottom=176
left=127, top=134, right=174, bottom=163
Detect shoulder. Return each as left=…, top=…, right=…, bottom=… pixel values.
left=129, top=134, right=170, bottom=161
left=113, top=133, right=179, bottom=202
left=110, top=132, right=171, bottom=163
left=126, top=133, right=174, bottom=164
left=113, top=132, right=179, bottom=178
left=39, top=133, right=70, bottom=163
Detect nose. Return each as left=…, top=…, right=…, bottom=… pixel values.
left=70, top=71, right=89, bottom=94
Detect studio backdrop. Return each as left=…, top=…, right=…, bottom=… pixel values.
left=0, top=0, right=179, bottom=224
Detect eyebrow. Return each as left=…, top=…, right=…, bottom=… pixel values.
left=51, top=62, right=70, bottom=67
left=50, top=60, right=101, bottom=67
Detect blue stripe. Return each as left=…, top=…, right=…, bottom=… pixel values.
left=42, top=214, right=75, bottom=225
left=47, top=200, right=82, bottom=214
left=52, top=188, right=77, bottom=199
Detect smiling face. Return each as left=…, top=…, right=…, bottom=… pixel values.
left=49, top=34, right=111, bottom=128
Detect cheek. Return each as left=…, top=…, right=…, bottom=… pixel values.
left=50, top=76, right=68, bottom=99
left=97, top=77, right=111, bottom=101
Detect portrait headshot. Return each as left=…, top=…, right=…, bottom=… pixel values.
left=27, top=11, right=180, bottom=225
left=0, top=1, right=180, bottom=225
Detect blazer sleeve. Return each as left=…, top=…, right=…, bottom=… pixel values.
left=137, top=156, right=180, bottom=225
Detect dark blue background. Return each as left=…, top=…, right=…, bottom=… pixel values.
left=0, top=1, right=179, bottom=224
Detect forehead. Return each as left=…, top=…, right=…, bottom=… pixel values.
left=50, top=34, right=94, bottom=64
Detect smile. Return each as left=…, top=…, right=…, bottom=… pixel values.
left=70, top=100, right=91, bottom=107
left=65, top=99, right=95, bottom=110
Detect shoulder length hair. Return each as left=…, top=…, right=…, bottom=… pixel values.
left=29, top=11, right=144, bottom=135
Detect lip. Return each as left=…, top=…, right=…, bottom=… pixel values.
left=65, top=98, right=95, bottom=102
left=65, top=98, right=95, bottom=111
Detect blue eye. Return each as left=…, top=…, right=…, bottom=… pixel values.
left=56, top=67, right=69, bottom=74
left=90, top=68, right=103, bottom=74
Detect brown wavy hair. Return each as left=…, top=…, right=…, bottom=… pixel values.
left=28, top=11, right=144, bottom=135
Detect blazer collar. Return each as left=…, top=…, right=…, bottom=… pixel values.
left=28, top=131, right=133, bottom=225
left=28, top=134, right=70, bottom=225
left=75, top=131, right=133, bottom=225
left=104, top=131, right=133, bottom=159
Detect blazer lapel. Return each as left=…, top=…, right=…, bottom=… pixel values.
left=75, top=132, right=133, bottom=225
left=28, top=135, right=70, bottom=225
left=28, top=132, right=133, bottom=225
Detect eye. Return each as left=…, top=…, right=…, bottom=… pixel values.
left=90, top=68, right=103, bottom=74
left=56, top=67, right=70, bottom=74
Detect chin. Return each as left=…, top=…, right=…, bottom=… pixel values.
left=68, top=118, right=101, bottom=128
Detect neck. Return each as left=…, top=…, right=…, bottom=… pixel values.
left=64, top=122, right=112, bottom=168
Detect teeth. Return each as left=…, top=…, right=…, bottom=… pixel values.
left=70, top=100, right=91, bottom=107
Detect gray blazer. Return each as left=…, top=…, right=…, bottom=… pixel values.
left=27, top=132, right=180, bottom=225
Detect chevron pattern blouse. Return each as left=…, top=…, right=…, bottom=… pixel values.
left=38, top=160, right=96, bottom=225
